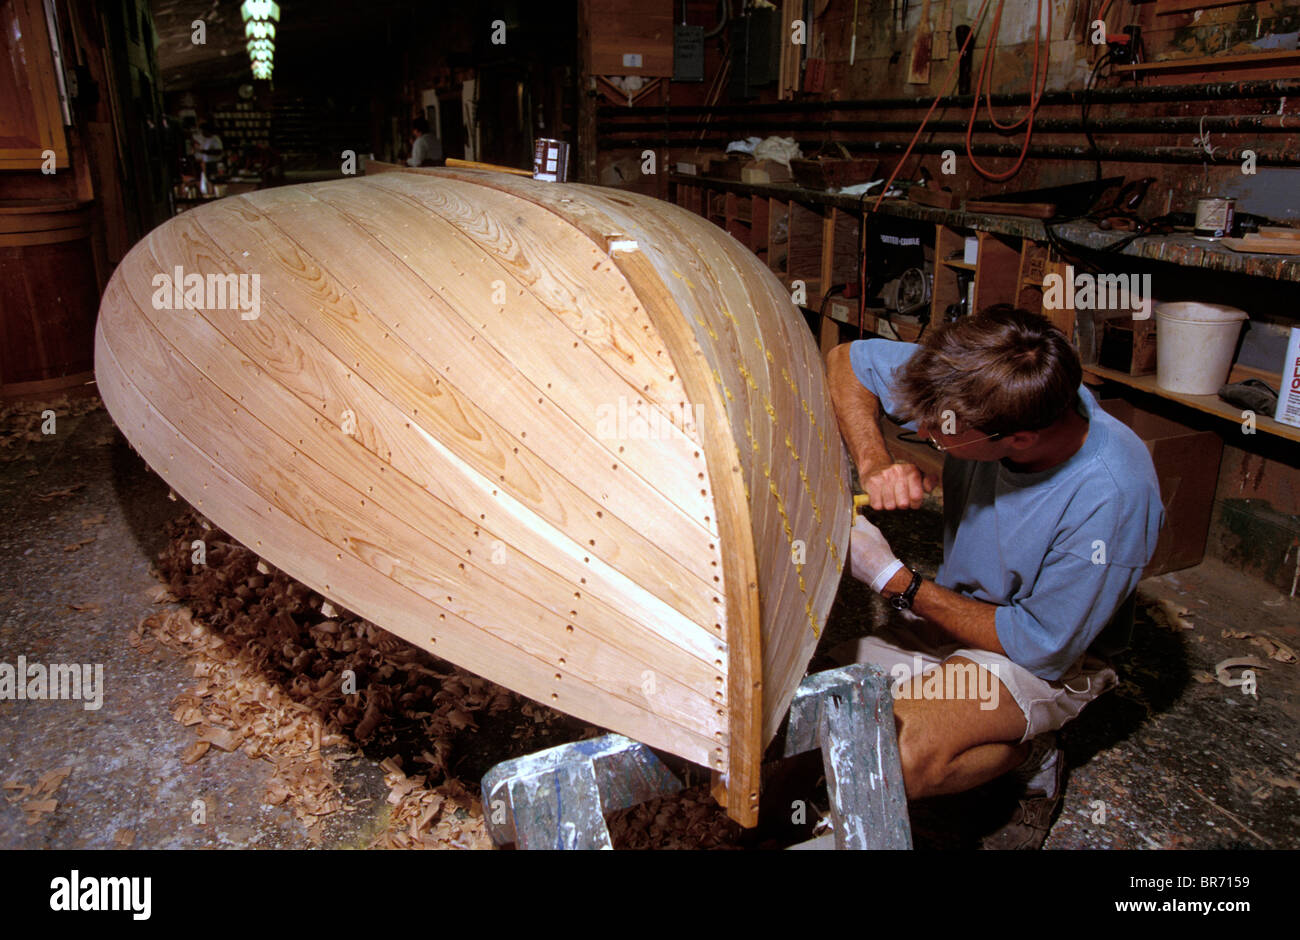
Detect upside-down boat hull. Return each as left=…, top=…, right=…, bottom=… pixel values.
left=94, top=166, right=851, bottom=825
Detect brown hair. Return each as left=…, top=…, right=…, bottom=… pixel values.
left=893, top=305, right=1081, bottom=436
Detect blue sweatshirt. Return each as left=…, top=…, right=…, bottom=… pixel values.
left=850, top=339, right=1164, bottom=681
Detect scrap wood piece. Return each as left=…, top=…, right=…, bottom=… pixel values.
left=1144, top=595, right=1195, bottom=631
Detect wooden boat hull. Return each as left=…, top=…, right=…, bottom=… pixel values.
left=93, top=166, right=851, bottom=825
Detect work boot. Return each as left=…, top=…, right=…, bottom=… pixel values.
left=980, top=732, right=1064, bottom=850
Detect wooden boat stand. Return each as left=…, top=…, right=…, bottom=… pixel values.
left=480, top=663, right=912, bottom=850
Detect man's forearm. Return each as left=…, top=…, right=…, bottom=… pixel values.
left=826, top=343, right=893, bottom=475
left=883, top=567, right=1007, bottom=655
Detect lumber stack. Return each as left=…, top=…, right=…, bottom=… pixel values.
left=93, top=165, right=851, bottom=826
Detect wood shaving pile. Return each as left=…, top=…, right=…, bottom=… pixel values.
left=148, top=509, right=748, bottom=850
left=376, top=756, right=487, bottom=849
left=132, top=607, right=348, bottom=839
left=2, top=767, right=72, bottom=825
left=607, top=787, right=743, bottom=850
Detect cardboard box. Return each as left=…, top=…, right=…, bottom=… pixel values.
left=740, top=159, right=793, bottom=184
left=704, top=155, right=746, bottom=180
left=1098, top=316, right=1158, bottom=375
left=1100, top=399, right=1222, bottom=575
left=789, top=157, right=878, bottom=190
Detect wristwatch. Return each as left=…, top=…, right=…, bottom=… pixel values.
left=888, top=568, right=923, bottom=611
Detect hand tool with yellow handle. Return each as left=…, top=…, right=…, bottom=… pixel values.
left=445, top=157, right=534, bottom=177
left=853, top=493, right=871, bottom=512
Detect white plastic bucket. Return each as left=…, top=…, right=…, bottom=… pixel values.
left=1154, top=302, right=1248, bottom=395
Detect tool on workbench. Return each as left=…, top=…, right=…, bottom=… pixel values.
left=481, top=664, right=911, bottom=850
left=966, top=177, right=1125, bottom=220
left=1091, top=177, right=1155, bottom=232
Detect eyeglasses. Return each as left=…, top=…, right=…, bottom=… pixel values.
left=923, top=429, right=1003, bottom=453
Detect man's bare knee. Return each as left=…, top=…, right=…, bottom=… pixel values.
left=897, top=721, right=946, bottom=798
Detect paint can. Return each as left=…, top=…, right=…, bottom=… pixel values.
left=532, top=138, right=570, bottom=183
left=1194, top=197, right=1235, bottom=239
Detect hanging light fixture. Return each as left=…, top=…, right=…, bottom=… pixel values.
left=241, top=0, right=280, bottom=79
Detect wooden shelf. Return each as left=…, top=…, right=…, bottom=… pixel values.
left=859, top=310, right=924, bottom=343
left=669, top=174, right=1298, bottom=447
left=671, top=175, right=1300, bottom=283
left=1082, top=363, right=1300, bottom=443
left=1115, top=50, right=1300, bottom=75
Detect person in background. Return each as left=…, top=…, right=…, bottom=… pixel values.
left=192, top=121, right=224, bottom=174
left=407, top=117, right=445, bottom=167
left=825, top=305, right=1163, bottom=849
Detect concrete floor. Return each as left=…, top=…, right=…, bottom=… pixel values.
left=1, top=402, right=1297, bottom=849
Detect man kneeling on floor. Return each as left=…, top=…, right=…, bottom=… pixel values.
left=825, top=305, right=1164, bottom=849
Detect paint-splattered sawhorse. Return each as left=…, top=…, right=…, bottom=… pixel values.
left=480, top=663, right=911, bottom=849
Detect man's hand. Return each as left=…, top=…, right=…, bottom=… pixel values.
left=849, top=515, right=904, bottom=593
left=860, top=461, right=938, bottom=511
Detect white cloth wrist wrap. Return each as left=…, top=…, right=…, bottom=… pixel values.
left=871, top=558, right=905, bottom=595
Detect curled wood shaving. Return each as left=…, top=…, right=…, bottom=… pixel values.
left=35, top=484, right=86, bottom=502
left=180, top=741, right=211, bottom=765
left=1213, top=656, right=1269, bottom=690
left=1221, top=630, right=1297, bottom=664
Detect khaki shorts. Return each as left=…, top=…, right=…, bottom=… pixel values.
left=831, top=612, right=1118, bottom=743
